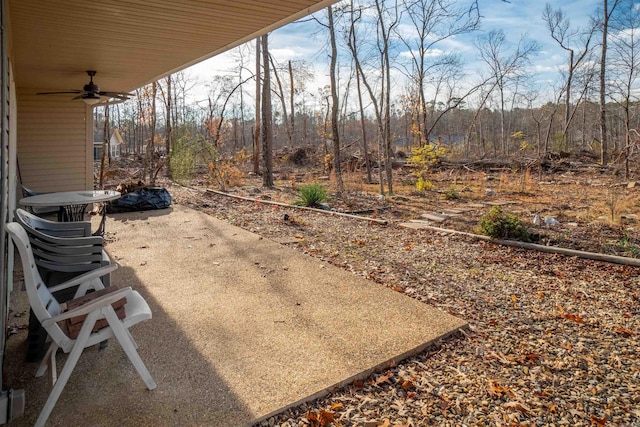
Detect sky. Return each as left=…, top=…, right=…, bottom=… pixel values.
left=185, top=0, right=606, bottom=108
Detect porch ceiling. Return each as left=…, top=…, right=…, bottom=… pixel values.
left=9, top=0, right=335, bottom=94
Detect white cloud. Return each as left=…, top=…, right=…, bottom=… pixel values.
left=399, top=48, right=446, bottom=59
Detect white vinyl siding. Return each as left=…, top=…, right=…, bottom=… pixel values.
left=16, top=91, right=91, bottom=192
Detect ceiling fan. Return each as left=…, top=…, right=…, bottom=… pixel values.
left=37, top=70, right=133, bottom=105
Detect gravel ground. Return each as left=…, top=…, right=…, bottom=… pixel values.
left=166, top=182, right=639, bottom=427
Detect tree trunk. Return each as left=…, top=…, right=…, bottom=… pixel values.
left=327, top=6, right=343, bottom=196
left=600, top=0, right=610, bottom=165
left=288, top=60, right=295, bottom=144
left=261, top=34, right=274, bottom=188
left=99, top=105, right=109, bottom=188
left=356, top=66, right=372, bottom=183
left=253, top=37, right=261, bottom=175
left=147, top=82, right=157, bottom=184
left=165, top=75, right=172, bottom=177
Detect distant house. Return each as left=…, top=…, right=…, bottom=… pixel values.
left=93, top=129, right=124, bottom=161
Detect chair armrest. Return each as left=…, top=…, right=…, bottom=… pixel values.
left=43, top=286, right=132, bottom=326
left=47, top=264, right=118, bottom=294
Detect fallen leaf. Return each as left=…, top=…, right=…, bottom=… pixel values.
left=401, top=380, right=415, bottom=389
left=375, top=374, right=391, bottom=385
left=503, top=401, right=533, bottom=415
left=562, top=313, right=585, bottom=323
left=591, top=415, right=607, bottom=426
left=330, top=403, right=343, bottom=411
left=615, top=327, right=636, bottom=336
left=352, top=379, right=365, bottom=388
left=526, top=353, right=541, bottom=362
left=318, top=409, right=335, bottom=426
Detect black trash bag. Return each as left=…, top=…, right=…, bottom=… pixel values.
left=106, top=187, right=172, bottom=213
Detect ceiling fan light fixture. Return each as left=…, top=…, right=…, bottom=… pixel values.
left=83, top=95, right=101, bottom=105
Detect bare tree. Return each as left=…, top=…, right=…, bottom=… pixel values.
left=598, top=0, right=622, bottom=165
left=346, top=0, right=373, bottom=183
left=397, top=0, right=479, bottom=147
left=327, top=5, right=344, bottom=195
left=374, top=0, right=400, bottom=195
left=157, top=75, right=173, bottom=177
left=476, top=29, right=539, bottom=155
left=99, top=105, right=110, bottom=188
left=261, top=34, right=274, bottom=187
left=288, top=60, right=296, bottom=144
left=269, top=54, right=293, bottom=145
left=254, top=37, right=262, bottom=174
left=543, top=3, right=597, bottom=150
left=146, top=81, right=157, bottom=183
left=609, top=0, right=640, bottom=177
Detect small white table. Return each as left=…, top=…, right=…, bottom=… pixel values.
left=20, top=190, right=121, bottom=222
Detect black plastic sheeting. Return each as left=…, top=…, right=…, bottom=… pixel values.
left=106, top=187, right=172, bottom=213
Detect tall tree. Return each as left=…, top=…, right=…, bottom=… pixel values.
left=346, top=0, right=373, bottom=183
left=374, top=0, right=400, bottom=195
left=476, top=29, right=539, bottom=155
left=146, top=81, right=157, bottom=183
left=269, top=54, right=293, bottom=145
left=327, top=5, right=344, bottom=195
left=261, top=34, right=274, bottom=187
left=288, top=60, right=296, bottom=144
left=397, top=0, right=479, bottom=147
left=254, top=37, right=262, bottom=174
left=157, top=75, right=173, bottom=177
left=609, top=0, right=640, bottom=177
left=543, top=3, right=597, bottom=151
left=599, top=0, right=621, bottom=165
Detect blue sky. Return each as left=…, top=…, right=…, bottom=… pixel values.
left=187, top=0, right=606, bottom=107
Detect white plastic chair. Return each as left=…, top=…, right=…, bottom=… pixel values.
left=6, top=222, right=157, bottom=427
left=15, top=208, right=113, bottom=362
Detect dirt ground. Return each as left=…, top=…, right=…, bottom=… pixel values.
left=97, top=158, right=640, bottom=426
left=101, top=158, right=640, bottom=259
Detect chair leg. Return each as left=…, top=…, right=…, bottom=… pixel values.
left=105, top=309, right=156, bottom=390
left=34, top=315, right=98, bottom=427
left=35, top=342, right=59, bottom=380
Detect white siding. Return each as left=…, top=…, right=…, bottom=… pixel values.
left=17, top=91, right=91, bottom=192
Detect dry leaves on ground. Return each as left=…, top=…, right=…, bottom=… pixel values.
left=165, top=183, right=640, bottom=427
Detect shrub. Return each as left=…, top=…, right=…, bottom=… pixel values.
left=408, top=144, right=446, bottom=185
left=288, top=148, right=308, bottom=165
left=478, top=206, right=530, bottom=241
left=444, top=187, right=460, bottom=200
left=169, top=138, right=196, bottom=185
left=295, top=183, right=327, bottom=207
left=415, top=177, right=434, bottom=192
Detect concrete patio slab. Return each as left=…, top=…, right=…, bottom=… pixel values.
left=4, top=205, right=466, bottom=426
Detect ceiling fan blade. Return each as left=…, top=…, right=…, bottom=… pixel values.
left=100, top=91, right=134, bottom=98
left=37, top=91, right=82, bottom=95
left=99, top=99, right=127, bottom=106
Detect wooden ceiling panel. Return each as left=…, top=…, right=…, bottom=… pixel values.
left=9, top=0, right=335, bottom=94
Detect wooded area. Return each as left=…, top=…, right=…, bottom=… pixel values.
left=94, top=0, right=640, bottom=193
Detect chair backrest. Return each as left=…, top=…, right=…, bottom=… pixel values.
left=15, top=209, right=106, bottom=274
left=6, top=223, right=68, bottom=346
left=16, top=208, right=91, bottom=238
left=20, top=186, right=61, bottom=217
